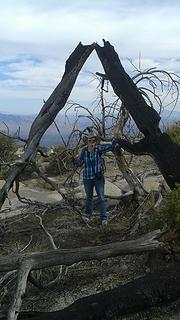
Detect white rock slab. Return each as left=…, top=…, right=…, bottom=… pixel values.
left=142, top=175, right=165, bottom=192
left=74, top=179, right=122, bottom=199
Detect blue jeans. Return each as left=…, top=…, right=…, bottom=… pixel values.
left=83, top=176, right=107, bottom=221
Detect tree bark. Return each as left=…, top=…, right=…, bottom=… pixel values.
left=1, top=262, right=179, bottom=320
left=95, top=40, right=180, bottom=189
left=7, top=260, right=32, bottom=320
left=0, top=42, right=95, bottom=208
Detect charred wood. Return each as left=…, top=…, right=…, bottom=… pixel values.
left=95, top=40, right=180, bottom=189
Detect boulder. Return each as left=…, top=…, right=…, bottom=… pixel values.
left=74, top=179, right=122, bottom=200
left=143, top=175, right=163, bottom=193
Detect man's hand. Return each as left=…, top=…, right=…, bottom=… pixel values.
left=112, top=124, right=120, bottom=138
left=67, top=150, right=75, bottom=161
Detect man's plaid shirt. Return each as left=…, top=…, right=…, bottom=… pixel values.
left=73, top=141, right=116, bottom=179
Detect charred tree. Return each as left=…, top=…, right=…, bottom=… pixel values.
left=1, top=262, right=179, bottom=320
left=95, top=40, right=180, bottom=189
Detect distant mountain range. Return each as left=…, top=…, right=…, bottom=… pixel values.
left=0, top=112, right=90, bottom=147
left=0, top=109, right=180, bottom=147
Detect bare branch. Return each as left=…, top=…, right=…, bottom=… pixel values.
left=35, top=214, right=57, bottom=250
left=7, top=260, right=33, bottom=320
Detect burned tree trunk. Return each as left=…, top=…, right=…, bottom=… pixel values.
left=0, top=42, right=95, bottom=208
left=95, top=40, right=180, bottom=189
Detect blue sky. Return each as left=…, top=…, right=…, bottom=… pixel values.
left=0, top=0, right=180, bottom=114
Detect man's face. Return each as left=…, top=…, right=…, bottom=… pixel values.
left=87, top=138, right=96, bottom=149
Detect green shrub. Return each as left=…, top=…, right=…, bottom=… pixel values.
left=46, top=145, right=71, bottom=176
left=19, top=164, right=35, bottom=181
left=141, top=186, right=180, bottom=253
left=162, top=184, right=180, bottom=230
left=0, top=134, right=18, bottom=179
left=166, top=122, right=180, bottom=144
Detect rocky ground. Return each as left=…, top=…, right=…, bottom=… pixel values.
left=0, top=153, right=179, bottom=319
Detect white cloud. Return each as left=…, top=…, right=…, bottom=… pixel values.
left=0, top=0, right=180, bottom=114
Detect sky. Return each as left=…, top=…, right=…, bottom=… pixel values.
left=0, top=0, right=180, bottom=115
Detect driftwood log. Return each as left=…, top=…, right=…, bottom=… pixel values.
left=1, top=262, right=179, bottom=320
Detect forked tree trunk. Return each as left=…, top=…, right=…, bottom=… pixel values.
left=95, top=40, right=180, bottom=189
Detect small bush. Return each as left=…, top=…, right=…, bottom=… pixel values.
left=162, top=184, right=180, bottom=231
left=166, top=122, right=180, bottom=144
left=0, top=134, right=18, bottom=179
left=46, top=145, right=72, bottom=176
left=141, top=185, right=180, bottom=253
left=19, top=164, right=35, bottom=181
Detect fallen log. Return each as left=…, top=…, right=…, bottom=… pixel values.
left=0, top=230, right=167, bottom=273
left=1, top=262, right=179, bottom=320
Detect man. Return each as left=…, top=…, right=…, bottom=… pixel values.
left=72, top=131, right=117, bottom=225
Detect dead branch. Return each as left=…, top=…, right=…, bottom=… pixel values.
left=0, top=42, right=95, bottom=208
left=7, top=260, right=33, bottom=320
left=35, top=214, right=57, bottom=250
left=113, top=110, right=146, bottom=196
left=0, top=271, right=16, bottom=290
left=28, top=214, right=64, bottom=289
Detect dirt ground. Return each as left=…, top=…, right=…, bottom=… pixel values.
left=0, top=154, right=179, bottom=319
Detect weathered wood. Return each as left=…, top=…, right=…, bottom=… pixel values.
left=7, top=260, right=33, bottom=320
left=0, top=42, right=95, bottom=208
left=0, top=270, right=16, bottom=289
left=0, top=230, right=167, bottom=272
left=112, top=109, right=146, bottom=196
left=95, top=40, right=180, bottom=189
left=1, top=262, right=179, bottom=320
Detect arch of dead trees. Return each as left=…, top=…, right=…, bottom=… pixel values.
left=0, top=40, right=180, bottom=319
left=0, top=40, right=180, bottom=207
